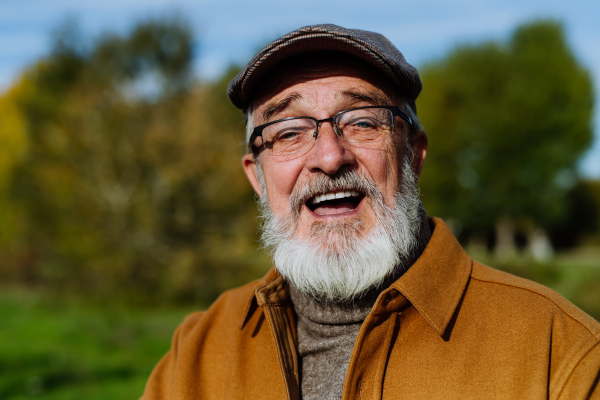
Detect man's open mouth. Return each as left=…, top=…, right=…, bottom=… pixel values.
left=306, top=190, right=365, bottom=216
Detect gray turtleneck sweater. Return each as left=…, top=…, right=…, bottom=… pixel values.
left=289, top=212, right=432, bottom=400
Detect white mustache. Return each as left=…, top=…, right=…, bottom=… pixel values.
left=288, top=169, right=383, bottom=217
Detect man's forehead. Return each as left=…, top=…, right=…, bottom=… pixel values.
left=258, top=88, right=393, bottom=123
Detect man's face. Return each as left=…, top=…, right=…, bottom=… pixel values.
left=243, top=60, right=428, bottom=246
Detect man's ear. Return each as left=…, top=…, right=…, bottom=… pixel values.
left=410, top=130, right=428, bottom=181
left=242, top=153, right=263, bottom=197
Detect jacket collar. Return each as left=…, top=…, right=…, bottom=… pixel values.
left=240, top=218, right=472, bottom=336
left=390, top=217, right=472, bottom=336
left=239, top=267, right=285, bottom=329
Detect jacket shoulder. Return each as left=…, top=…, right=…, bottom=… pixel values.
left=141, top=274, right=281, bottom=398
left=176, top=276, right=266, bottom=340
left=471, top=262, right=600, bottom=338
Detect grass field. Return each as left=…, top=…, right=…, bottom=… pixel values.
left=0, top=289, right=195, bottom=400
left=1, top=250, right=599, bottom=399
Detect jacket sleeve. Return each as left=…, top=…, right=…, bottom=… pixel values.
left=558, top=341, right=600, bottom=400
left=140, top=312, right=206, bottom=400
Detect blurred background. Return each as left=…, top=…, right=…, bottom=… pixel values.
left=1, top=0, right=599, bottom=398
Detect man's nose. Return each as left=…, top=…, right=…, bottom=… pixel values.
left=304, top=122, right=356, bottom=175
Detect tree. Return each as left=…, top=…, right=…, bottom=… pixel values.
left=417, top=20, right=594, bottom=259
left=0, top=86, right=28, bottom=258
left=1, top=18, right=269, bottom=305
left=549, top=179, right=600, bottom=248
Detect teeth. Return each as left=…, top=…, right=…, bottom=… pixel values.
left=310, top=190, right=361, bottom=205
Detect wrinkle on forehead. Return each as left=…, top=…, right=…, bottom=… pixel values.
left=259, top=87, right=394, bottom=125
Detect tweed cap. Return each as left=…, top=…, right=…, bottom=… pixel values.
left=227, top=24, right=422, bottom=112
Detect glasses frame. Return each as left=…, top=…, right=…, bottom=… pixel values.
left=248, top=105, right=414, bottom=155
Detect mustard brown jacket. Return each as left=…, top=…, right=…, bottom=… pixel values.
left=142, top=218, right=600, bottom=399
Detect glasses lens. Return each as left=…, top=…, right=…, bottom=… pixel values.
left=262, top=118, right=316, bottom=156
left=336, top=108, right=394, bottom=146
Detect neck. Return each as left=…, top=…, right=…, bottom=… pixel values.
left=290, top=210, right=431, bottom=400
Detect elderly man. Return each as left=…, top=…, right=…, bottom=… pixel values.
left=142, top=25, right=600, bottom=399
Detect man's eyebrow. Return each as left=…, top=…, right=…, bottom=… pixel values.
left=261, top=93, right=303, bottom=123
left=338, top=90, right=392, bottom=106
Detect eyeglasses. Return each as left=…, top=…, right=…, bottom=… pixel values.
left=248, top=106, right=413, bottom=159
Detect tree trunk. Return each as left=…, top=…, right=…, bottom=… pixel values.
left=494, top=216, right=517, bottom=261
left=467, top=233, right=488, bottom=260
left=526, top=226, right=554, bottom=262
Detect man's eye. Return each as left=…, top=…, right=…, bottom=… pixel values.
left=350, top=119, right=378, bottom=129
left=275, top=130, right=302, bottom=141
left=356, top=121, right=374, bottom=128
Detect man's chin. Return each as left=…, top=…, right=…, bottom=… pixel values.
left=271, top=220, right=402, bottom=303
left=299, top=204, right=375, bottom=238
left=307, top=219, right=363, bottom=251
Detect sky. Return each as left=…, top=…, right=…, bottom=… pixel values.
left=1, top=0, right=599, bottom=177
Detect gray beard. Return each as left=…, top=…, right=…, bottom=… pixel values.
left=257, top=157, right=423, bottom=303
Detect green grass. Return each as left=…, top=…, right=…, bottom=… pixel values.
left=0, top=289, right=195, bottom=400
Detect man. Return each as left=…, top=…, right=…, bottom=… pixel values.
left=142, top=25, right=600, bottom=399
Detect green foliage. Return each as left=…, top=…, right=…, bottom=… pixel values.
left=89, top=16, right=194, bottom=97
left=0, top=18, right=270, bottom=305
left=418, top=20, right=594, bottom=235
left=0, top=89, right=28, bottom=245
left=550, top=179, right=600, bottom=247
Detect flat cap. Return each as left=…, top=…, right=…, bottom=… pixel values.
left=227, top=24, right=422, bottom=112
